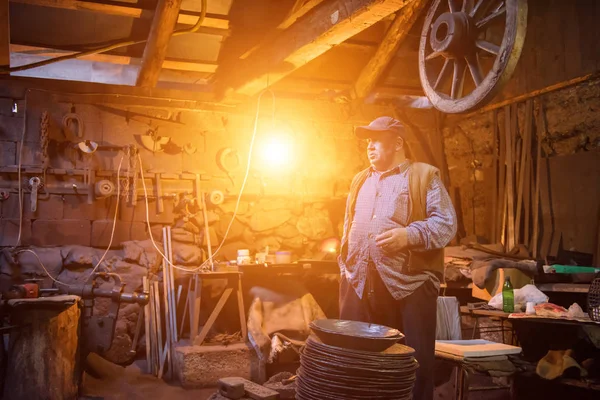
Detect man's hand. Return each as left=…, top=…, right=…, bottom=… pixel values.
left=375, top=228, right=408, bottom=253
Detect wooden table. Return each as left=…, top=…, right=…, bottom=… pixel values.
left=187, top=271, right=247, bottom=346
left=460, top=306, right=516, bottom=344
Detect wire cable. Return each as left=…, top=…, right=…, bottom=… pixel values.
left=1, top=0, right=207, bottom=74
left=138, top=156, right=200, bottom=273
left=14, top=155, right=125, bottom=287
left=137, top=88, right=274, bottom=273
left=14, top=249, right=73, bottom=287
left=85, top=155, right=124, bottom=278
left=196, top=89, right=274, bottom=270
left=15, top=91, right=28, bottom=247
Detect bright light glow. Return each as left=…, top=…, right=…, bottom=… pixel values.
left=257, top=132, right=295, bottom=171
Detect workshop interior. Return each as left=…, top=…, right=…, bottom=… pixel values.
left=0, top=0, right=599, bottom=399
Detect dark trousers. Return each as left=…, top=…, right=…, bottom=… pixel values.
left=339, top=268, right=438, bottom=400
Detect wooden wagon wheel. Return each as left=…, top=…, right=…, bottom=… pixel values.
left=419, top=0, right=528, bottom=113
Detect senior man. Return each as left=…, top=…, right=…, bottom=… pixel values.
left=338, top=116, right=457, bottom=400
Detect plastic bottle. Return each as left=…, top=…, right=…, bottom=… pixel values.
left=502, top=276, right=514, bottom=313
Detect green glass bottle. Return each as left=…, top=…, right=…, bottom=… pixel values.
left=502, top=276, right=514, bottom=313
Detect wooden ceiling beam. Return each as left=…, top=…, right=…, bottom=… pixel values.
left=10, top=44, right=218, bottom=73
left=278, top=0, right=327, bottom=30
left=221, top=0, right=411, bottom=97
left=136, top=0, right=183, bottom=88
left=10, top=0, right=229, bottom=31
left=0, top=0, right=9, bottom=67
left=352, top=0, right=427, bottom=101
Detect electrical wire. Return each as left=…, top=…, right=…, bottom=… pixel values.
left=137, top=155, right=199, bottom=273
left=14, top=249, right=73, bottom=287
left=14, top=155, right=125, bottom=287
left=1, top=0, right=207, bottom=74
left=196, top=89, right=274, bottom=270
left=15, top=90, right=29, bottom=247
left=137, top=88, right=275, bottom=273
left=85, top=155, right=124, bottom=278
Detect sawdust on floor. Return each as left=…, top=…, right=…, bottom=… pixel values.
left=80, top=358, right=216, bottom=400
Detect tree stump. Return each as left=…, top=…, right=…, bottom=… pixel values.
left=3, top=295, right=81, bottom=400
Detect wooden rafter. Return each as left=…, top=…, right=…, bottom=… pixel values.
left=10, top=0, right=229, bottom=31
left=221, top=0, right=411, bottom=97
left=10, top=45, right=217, bottom=73
left=278, top=0, right=327, bottom=29
left=136, top=0, right=184, bottom=88
left=0, top=0, right=8, bottom=67
left=352, top=0, right=428, bottom=100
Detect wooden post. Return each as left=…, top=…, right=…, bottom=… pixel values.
left=504, top=105, right=516, bottom=251
left=491, top=110, right=499, bottom=243
left=4, top=298, right=81, bottom=400
left=136, top=0, right=183, bottom=88
left=0, top=0, right=9, bottom=68
left=352, top=0, right=428, bottom=101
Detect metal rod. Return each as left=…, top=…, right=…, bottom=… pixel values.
left=160, top=230, right=171, bottom=379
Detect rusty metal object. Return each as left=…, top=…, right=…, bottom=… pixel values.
left=28, top=176, right=42, bottom=212
left=419, top=0, right=528, bottom=113
left=62, top=272, right=149, bottom=355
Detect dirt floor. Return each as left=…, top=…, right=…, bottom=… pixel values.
left=80, top=357, right=215, bottom=400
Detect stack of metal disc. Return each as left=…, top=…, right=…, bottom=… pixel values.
left=296, top=335, right=418, bottom=400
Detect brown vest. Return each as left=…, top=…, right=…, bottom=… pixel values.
left=341, top=161, right=445, bottom=274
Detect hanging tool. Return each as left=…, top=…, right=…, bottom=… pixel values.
left=155, top=172, right=164, bottom=214
left=131, top=147, right=139, bottom=206
left=28, top=177, right=42, bottom=213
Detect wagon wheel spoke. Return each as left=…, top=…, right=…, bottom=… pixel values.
left=426, top=51, right=443, bottom=61
left=451, top=58, right=467, bottom=99
left=471, top=0, right=499, bottom=18
left=476, top=4, right=506, bottom=30
left=419, top=0, right=527, bottom=113
left=476, top=40, right=500, bottom=55
left=448, top=0, right=459, bottom=13
left=434, top=58, right=452, bottom=90
left=466, top=53, right=483, bottom=86
left=462, top=0, right=474, bottom=14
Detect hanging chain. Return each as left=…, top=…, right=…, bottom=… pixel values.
left=130, top=146, right=138, bottom=205
left=40, top=111, right=50, bottom=183
left=122, top=146, right=131, bottom=200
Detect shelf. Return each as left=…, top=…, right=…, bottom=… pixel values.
left=535, top=283, right=590, bottom=293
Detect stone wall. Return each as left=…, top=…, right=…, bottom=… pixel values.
left=443, top=79, right=600, bottom=242
left=0, top=78, right=393, bottom=363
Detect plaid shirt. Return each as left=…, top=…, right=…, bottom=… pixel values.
left=339, top=160, right=457, bottom=300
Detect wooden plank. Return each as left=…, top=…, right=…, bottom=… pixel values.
left=153, top=281, right=166, bottom=379
left=504, top=106, right=515, bottom=251
left=136, top=0, right=184, bottom=88
left=491, top=110, right=499, bottom=243
left=523, top=141, right=532, bottom=248
left=352, top=0, right=427, bottom=100
left=237, top=277, right=247, bottom=341
left=0, top=0, right=9, bottom=67
left=143, top=277, right=152, bottom=374
left=194, top=287, right=233, bottom=346
left=220, top=0, right=410, bottom=96
left=11, top=44, right=218, bottom=73
left=497, top=110, right=506, bottom=246
left=10, top=0, right=229, bottom=30
left=279, top=0, right=327, bottom=29
left=531, top=99, right=544, bottom=258
left=190, top=274, right=201, bottom=340
left=515, top=99, right=533, bottom=244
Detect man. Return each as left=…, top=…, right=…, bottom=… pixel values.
left=338, top=116, right=457, bottom=400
